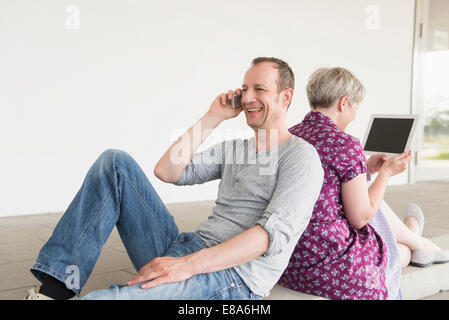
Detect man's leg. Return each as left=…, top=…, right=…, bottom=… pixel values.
left=30, top=149, right=179, bottom=297
left=79, top=233, right=262, bottom=300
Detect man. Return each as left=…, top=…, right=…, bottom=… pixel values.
left=26, top=57, right=323, bottom=300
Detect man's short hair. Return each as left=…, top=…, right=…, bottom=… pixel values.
left=251, top=57, right=295, bottom=108
left=306, top=67, right=365, bottom=109
left=251, top=57, right=295, bottom=92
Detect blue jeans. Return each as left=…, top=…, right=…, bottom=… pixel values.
left=30, top=149, right=261, bottom=300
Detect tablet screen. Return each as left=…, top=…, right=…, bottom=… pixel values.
left=364, top=118, right=415, bottom=154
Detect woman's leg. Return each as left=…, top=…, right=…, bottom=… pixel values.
left=380, top=201, right=441, bottom=264
left=397, top=243, right=411, bottom=268
left=381, top=201, right=422, bottom=250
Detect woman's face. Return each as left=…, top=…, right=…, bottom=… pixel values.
left=349, top=102, right=360, bottom=122
left=342, top=100, right=360, bottom=131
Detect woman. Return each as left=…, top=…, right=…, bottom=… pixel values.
left=278, top=67, right=449, bottom=300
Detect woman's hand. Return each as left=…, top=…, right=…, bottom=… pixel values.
left=126, top=256, right=194, bottom=289
left=379, top=150, right=412, bottom=177
left=366, top=154, right=388, bottom=175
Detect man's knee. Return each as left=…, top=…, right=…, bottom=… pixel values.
left=99, top=148, right=128, bottom=161
left=97, top=148, right=135, bottom=171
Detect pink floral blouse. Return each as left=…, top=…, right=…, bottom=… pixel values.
left=278, top=111, right=388, bottom=300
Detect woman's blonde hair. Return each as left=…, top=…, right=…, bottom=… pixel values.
left=306, top=67, right=365, bottom=109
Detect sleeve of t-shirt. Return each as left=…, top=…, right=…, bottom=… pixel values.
left=335, top=139, right=368, bottom=183
left=255, top=142, right=324, bottom=257
left=174, top=141, right=224, bottom=186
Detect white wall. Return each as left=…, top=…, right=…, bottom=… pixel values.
left=0, top=0, right=416, bottom=217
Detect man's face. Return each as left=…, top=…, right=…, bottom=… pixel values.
left=241, top=62, right=284, bottom=130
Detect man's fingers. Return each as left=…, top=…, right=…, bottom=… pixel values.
left=220, top=93, right=227, bottom=105
left=141, top=277, right=166, bottom=290
left=227, top=89, right=234, bottom=100
left=126, top=273, right=149, bottom=286
left=126, top=272, right=159, bottom=286
left=126, top=276, right=145, bottom=286
left=218, top=89, right=241, bottom=107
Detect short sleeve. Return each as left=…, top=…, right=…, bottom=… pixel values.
left=174, top=141, right=224, bottom=186
left=335, top=140, right=367, bottom=183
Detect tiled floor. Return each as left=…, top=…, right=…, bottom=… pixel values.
left=0, top=182, right=448, bottom=300
left=0, top=201, right=213, bottom=300
left=384, top=181, right=449, bottom=238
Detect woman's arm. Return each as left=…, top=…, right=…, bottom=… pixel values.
left=341, top=151, right=412, bottom=229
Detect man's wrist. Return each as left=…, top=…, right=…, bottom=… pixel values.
left=203, top=111, right=224, bottom=128
left=184, top=249, right=207, bottom=277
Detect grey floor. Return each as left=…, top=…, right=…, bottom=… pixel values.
left=0, top=181, right=448, bottom=300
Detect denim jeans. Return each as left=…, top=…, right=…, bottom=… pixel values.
left=30, top=149, right=262, bottom=300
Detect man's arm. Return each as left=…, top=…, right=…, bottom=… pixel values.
left=127, top=141, right=324, bottom=290
left=127, top=225, right=269, bottom=289
left=154, top=89, right=243, bottom=183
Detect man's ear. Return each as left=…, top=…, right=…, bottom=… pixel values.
left=282, top=89, right=294, bottom=109
left=337, top=96, right=349, bottom=112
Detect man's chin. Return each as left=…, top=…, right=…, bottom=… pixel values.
left=246, top=120, right=264, bottom=131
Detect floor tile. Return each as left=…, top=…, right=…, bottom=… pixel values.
left=0, top=240, right=45, bottom=266
left=0, top=260, right=41, bottom=291
left=0, top=212, right=62, bottom=228
left=0, top=225, right=52, bottom=245
left=90, top=248, right=134, bottom=276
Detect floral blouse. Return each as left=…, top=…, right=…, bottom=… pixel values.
left=278, top=111, right=388, bottom=300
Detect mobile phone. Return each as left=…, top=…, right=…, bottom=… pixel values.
left=231, top=95, right=242, bottom=109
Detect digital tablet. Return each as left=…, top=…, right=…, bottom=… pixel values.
left=362, top=114, right=419, bottom=156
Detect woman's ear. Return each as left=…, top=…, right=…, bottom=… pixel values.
left=337, top=96, right=349, bottom=112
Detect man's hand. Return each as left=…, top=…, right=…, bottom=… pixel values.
left=366, top=153, right=388, bottom=175
left=126, top=256, right=194, bottom=290
left=153, top=88, right=243, bottom=184
left=207, top=89, right=244, bottom=123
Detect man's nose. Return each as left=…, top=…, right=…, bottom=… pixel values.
left=242, top=89, right=256, bottom=106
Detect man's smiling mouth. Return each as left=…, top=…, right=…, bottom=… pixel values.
left=247, top=107, right=263, bottom=113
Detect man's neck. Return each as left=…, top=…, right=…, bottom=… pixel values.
left=253, top=128, right=292, bottom=153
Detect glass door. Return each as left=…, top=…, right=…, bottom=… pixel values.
left=413, top=0, right=449, bottom=181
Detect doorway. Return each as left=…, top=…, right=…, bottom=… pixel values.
left=412, top=0, right=449, bottom=181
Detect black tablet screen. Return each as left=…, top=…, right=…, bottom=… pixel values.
left=364, top=118, right=415, bottom=153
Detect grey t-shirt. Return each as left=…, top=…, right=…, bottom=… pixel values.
left=175, top=135, right=323, bottom=297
